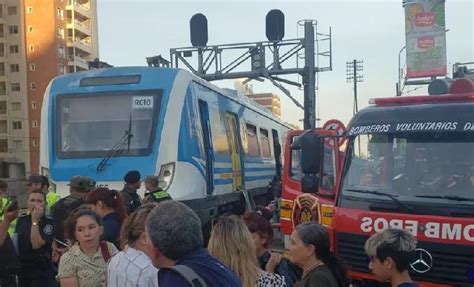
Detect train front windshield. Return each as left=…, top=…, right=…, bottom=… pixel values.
left=56, top=91, right=162, bottom=158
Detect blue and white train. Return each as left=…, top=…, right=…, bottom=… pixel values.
left=40, top=67, right=291, bottom=222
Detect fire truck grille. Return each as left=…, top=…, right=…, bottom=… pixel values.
left=336, top=232, right=474, bottom=285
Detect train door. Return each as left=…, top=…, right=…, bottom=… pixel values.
left=225, top=113, right=244, bottom=191
left=198, top=100, right=214, bottom=195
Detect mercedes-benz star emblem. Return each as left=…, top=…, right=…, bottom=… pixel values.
left=410, top=248, right=433, bottom=273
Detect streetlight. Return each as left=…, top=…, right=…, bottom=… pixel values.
left=397, top=45, right=406, bottom=97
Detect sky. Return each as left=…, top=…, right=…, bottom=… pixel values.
left=96, top=0, right=474, bottom=128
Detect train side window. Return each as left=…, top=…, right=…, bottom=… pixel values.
left=209, top=108, right=230, bottom=155
left=245, top=123, right=259, bottom=156
left=260, top=128, right=272, bottom=158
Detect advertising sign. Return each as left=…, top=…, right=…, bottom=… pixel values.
left=405, top=0, right=447, bottom=78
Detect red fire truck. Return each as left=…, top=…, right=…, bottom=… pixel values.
left=280, top=77, right=474, bottom=286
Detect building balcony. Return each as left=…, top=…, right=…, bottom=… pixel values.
left=68, top=55, right=89, bottom=70
left=66, top=1, right=91, bottom=18
left=66, top=19, right=91, bottom=36
left=67, top=37, right=92, bottom=54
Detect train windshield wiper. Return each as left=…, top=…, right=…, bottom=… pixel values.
left=345, top=188, right=413, bottom=212
left=96, top=115, right=133, bottom=172
left=414, top=195, right=474, bottom=202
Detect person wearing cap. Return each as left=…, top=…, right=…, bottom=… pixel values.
left=121, top=170, right=142, bottom=214
left=143, top=175, right=172, bottom=204
left=50, top=176, right=96, bottom=264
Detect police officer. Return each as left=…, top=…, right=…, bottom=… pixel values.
left=121, top=170, right=142, bottom=214
left=16, top=189, right=56, bottom=287
left=143, top=175, right=172, bottom=204
left=50, top=175, right=95, bottom=261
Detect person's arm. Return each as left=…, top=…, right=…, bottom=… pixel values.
left=265, top=252, right=282, bottom=273
left=58, top=250, right=79, bottom=287
left=59, top=277, right=79, bottom=287
left=30, top=206, right=46, bottom=249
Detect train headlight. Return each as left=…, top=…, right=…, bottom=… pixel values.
left=158, top=162, right=175, bottom=191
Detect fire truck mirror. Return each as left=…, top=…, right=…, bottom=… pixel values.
left=300, top=132, right=323, bottom=175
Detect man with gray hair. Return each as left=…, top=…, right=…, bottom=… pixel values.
left=364, top=228, right=417, bottom=287
left=146, top=200, right=241, bottom=286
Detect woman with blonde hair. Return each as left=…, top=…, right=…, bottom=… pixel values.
left=208, top=215, right=285, bottom=287
left=106, top=203, right=159, bottom=286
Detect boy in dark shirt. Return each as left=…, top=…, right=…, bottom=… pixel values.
left=365, top=228, right=417, bottom=287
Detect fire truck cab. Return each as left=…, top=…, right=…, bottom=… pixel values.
left=280, top=79, right=474, bottom=286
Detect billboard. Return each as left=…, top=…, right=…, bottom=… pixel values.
left=404, top=0, right=447, bottom=78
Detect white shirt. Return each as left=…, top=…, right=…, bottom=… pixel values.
left=107, top=246, right=159, bottom=287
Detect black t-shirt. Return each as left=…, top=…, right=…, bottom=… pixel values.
left=16, top=215, right=55, bottom=271
left=398, top=283, right=417, bottom=287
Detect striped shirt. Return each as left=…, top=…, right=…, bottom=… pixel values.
left=107, top=246, right=159, bottom=287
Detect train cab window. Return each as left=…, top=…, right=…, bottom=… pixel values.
left=56, top=90, right=162, bottom=158
left=260, top=128, right=272, bottom=158
left=246, top=123, right=259, bottom=156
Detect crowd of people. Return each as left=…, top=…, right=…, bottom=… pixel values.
left=0, top=170, right=419, bottom=287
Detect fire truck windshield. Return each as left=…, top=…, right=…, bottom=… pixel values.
left=340, top=132, right=474, bottom=215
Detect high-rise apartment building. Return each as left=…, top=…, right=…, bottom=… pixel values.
left=246, top=92, right=282, bottom=119
left=0, top=0, right=98, bottom=176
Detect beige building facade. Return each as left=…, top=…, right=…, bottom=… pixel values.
left=0, top=0, right=98, bottom=176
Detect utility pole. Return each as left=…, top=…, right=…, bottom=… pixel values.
left=346, top=59, right=363, bottom=155
left=303, top=21, right=316, bottom=129
left=346, top=59, right=364, bottom=116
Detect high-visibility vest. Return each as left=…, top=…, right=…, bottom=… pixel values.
left=47, top=192, right=61, bottom=211
left=0, top=197, right=8, bottom=220
left=1, top=198, right=17, bottom=235
left=151, top=190, right=172, bottom=202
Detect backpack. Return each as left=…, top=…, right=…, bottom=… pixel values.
left=170, top=265, right=207, bottom=287
left=51, top=196, right=84, bottom=241
left=99, top=241, right=112, bottom=262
